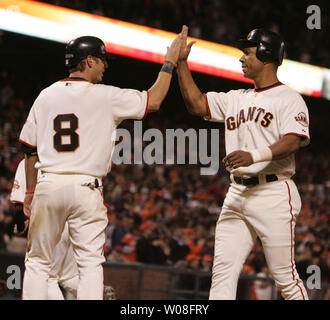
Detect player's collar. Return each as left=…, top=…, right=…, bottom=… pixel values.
left=60, top=77, right=88, bottom=82
left=254, top=81, right=283, bottom=92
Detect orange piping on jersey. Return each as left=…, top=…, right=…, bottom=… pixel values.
left=283, top=132, right=309, bottom=140
left=285, top=181, right=306, bottom=300
left=142, top=91, right=150, bottom=119
left=204, top=94, right=212, bottom=119
left=19, top=139, right=37, bottom=149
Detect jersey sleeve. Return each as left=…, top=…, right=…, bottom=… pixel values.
left=279, top=94, right=310, bottom=147
left=10, top=160, right=26, bottom=203
left=203, top=91, right=231, bottom=122
left=109, top=86, right=149, bottom=122
left=19, top=101, right=38, bottom=148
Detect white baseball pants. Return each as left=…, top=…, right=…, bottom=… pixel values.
left=47, top=222, right=79, bottom=299
left=23, top=173, right=108, bottom=300
left=209, top=178, right=308, bottom=300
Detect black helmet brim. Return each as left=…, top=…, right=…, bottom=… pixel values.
left=236, top=39, right=258, bottom=50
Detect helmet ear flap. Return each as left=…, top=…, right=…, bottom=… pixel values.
left=256, top=40, right=285, bottom=66
left=256, top=42, right=272, bottom=63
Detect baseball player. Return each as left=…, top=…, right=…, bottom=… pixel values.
left=177, top=26, right=309, bottom=300
left=10, top=160, right=116, bottom=300
left=19, top=31, right=183, bottom=299
left=11, top=159, right=79, bottom=299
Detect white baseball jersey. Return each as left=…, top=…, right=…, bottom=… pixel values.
left=10, top=159, right=42, bottom=203
left=205, top=83, right=310, bottom=177
left=10, top=159, right=26, bottom=204
left=19, top=78, right=149, bottom=177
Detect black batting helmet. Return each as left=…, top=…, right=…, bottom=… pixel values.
left=236, top=29, right=285, bottom=66
left=65, top=36, right=110, bottom=68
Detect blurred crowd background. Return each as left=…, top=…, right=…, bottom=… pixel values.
left=38, top=0, right=330, bottom=68
left=0, top=0, right=329, bottom=299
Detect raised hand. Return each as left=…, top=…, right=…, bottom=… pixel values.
left=165, top=27, right=184, bottom=65
left=179, top=25, right=196, bottom=62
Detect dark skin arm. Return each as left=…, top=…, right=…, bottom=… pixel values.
left=176, top=26, right=303, bottom=170
left=223, top=135, right=302, bottom=169
left=24, top=154, right=38, bottom=219
left=177, top=25, right=208, bottom=116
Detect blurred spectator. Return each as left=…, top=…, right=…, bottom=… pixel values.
left=0, top=211, right=7, bottom=250
left=120, top=233, right=137, bottom=263
left=168, top=228, right=190, bottom=264
left=107, top=213, right=133, bottom=250
left=178, top=254, right=201, bottom=297
left=237, top=264, right=256, bottom=300
left=136, top=222, right=169, bottom=265
left=200, top=254, right=213, bottom=273
left=106, top=245, right=129, bottom=264
left=0, top=210, right=14, bottom=251
left=253, top=266, right=273, bottom=300
left=0, top=279, right=15, bottom=300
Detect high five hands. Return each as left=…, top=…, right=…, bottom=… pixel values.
left=165, top=26, right=184, bottom=65
left=166, top=25, right=196, bottom=65
left=179, top=25, right=196, bottom=62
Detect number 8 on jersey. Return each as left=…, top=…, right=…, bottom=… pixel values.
left=53, top=113, right=79, bottom=152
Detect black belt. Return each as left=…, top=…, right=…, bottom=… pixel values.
left=233, top=174, right=278, bottom=186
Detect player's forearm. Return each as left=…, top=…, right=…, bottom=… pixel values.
left=147, top=70, right=173, bottom=112
left=246, top=135, right=301, bottom=166
left=147, top=30, right=183, bottom=113
left=25, top=154, right=39, bottom=191
left=177, top=60, right=206, bottom=116
left=269, top=135, right=301, bottom=160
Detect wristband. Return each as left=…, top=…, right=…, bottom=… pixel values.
left=25, top=190, right=35, bottom=195
left=249, top=147, right=273, bottom=163
left=160, top=61, right=175, bottom=75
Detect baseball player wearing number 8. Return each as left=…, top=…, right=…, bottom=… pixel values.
left=19, top=31, right=184, bottom=299
left=177, top=26, right=309, bottom=300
